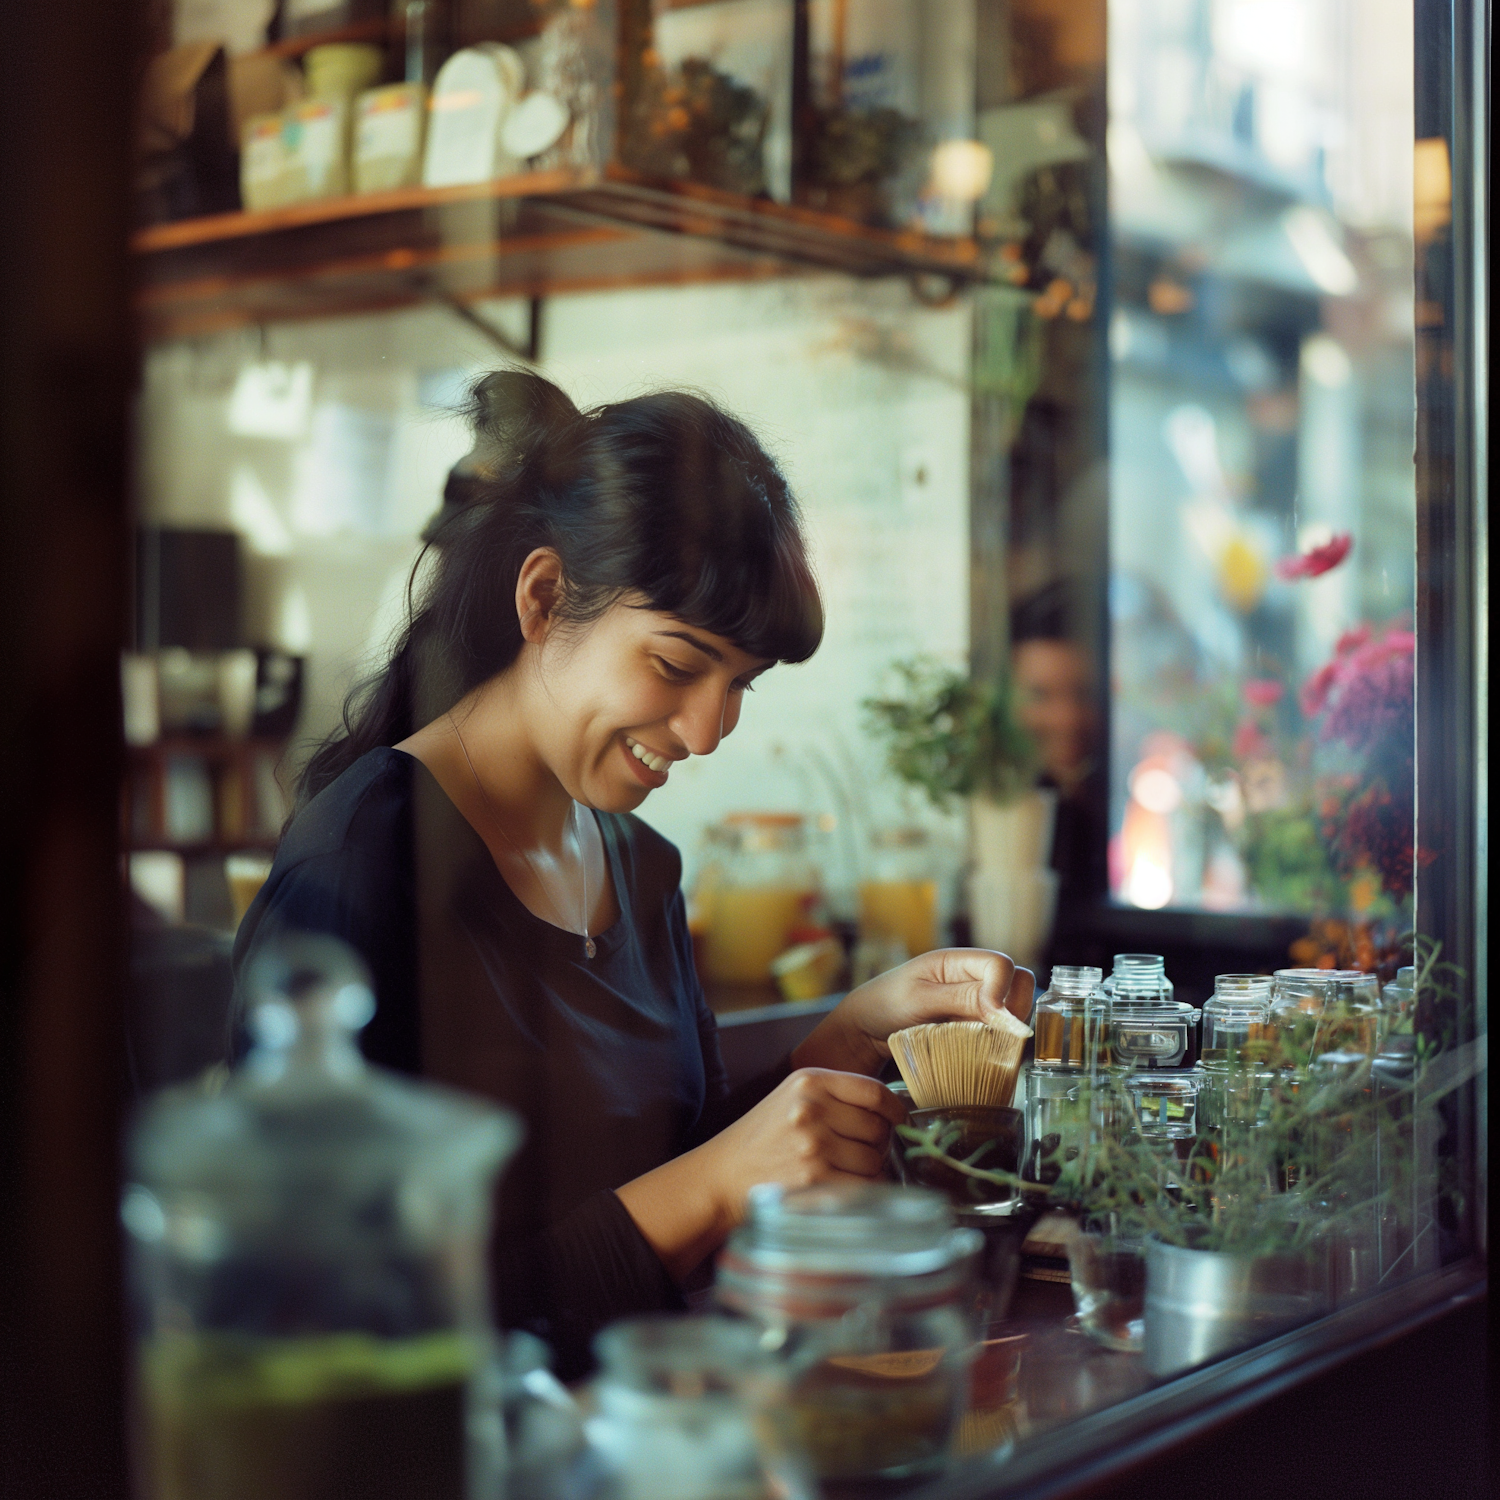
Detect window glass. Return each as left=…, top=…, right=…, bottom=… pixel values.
left=1107, top=0, right=1419, bottom=931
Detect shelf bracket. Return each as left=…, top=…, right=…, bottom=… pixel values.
left=410, top=275, right=544, bottom=364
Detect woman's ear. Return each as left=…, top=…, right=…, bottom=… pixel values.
left=515, top=547, right=565, bottom=644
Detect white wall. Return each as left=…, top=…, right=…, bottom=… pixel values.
left=138, top=275, right=972, bottom=910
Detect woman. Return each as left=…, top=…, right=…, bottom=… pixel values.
left=235, top=371, right=1034, bottom=1376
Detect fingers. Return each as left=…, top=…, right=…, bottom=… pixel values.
left=795, top=1068, right=909, bottom=1126
left=921, top=949, right=1036, bottom=1023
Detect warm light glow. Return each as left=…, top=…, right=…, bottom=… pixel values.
left=1130, top=766, right=1184, bottom=815
left=930, top=139, right=994, bottom=202
left=1124, top=856, right=1173, bottom=910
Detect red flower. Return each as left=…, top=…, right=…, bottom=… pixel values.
left=1276, top=532, right=1353, bottom=580
left=1243, top=678, right=1284, bottom=708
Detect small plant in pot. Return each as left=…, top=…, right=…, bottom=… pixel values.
left=863, top=659, right=1049, bottom=965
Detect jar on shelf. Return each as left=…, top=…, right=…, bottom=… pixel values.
left=695, top=814, right=819, bottom=986
left=1031, top=965, right=1106, bottom=1070
left=858, top=826, right=940, bottom=961
left=123, top=933, right=519, bottom=1500
left=1200, top=974, right=1274, bottom=1071
left=1022, top=1068, right=1089, bottom=1183
left=715, top=1182, right=980, bottom=1485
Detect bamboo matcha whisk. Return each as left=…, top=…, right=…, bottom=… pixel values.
left=889, top=1010, right=1032, bottom=1110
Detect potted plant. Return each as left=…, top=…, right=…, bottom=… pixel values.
left=863, top=659, right=1051, bottom=966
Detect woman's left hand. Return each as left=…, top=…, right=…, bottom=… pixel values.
left=790, top=949, right=1036, bottom=1078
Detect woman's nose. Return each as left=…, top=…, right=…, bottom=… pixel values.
left=670, top=685, right=728, bottom=757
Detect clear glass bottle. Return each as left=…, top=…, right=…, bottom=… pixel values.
left=1098, top=953, right=1200, bottom=1067
left=1124, top=1069, right=1202, bottom=1139
left=123, top=933, right=520, bottom=1500
left=715, top=1183, right=980, bottom=1485
left=1200, top=973, right=1274, bottom=1071
left=584, top=1316, right=792, bottom=1500
left=1031, top=965, right=1106, bottom=1069
left=1381, top=964, right=1418, bottom=1027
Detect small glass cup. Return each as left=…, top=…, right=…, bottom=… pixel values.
left=1067, top=1226, right=1146, bottom=1353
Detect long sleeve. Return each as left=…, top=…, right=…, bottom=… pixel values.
left=493, top=1191, right=684, bottom=1382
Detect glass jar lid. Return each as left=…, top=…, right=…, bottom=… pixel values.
left=724, top=1182, right=977, bottom=1280
left=1046, top=965, right=1103, bottom=998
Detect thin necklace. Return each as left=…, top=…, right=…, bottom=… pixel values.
left=451, top=715, right=596, bottom=959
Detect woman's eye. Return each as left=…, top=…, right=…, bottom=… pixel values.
left=655, top=658, right=695, bottom=683
left=732, top=678, right=755, bottom=694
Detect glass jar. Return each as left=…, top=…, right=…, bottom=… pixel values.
left=715, top=1183, right=980, bottom=1484
left=1067, top=1227, right=1146, bottom=1353
left=1103, top=953, right=1174, bottom=1006
left=1272, top=968, right=1381, bottom=1065
left=1032, top=966, right=1106, bottom=1069
left=1022, top=1068, right=1091, bottom=1183
left=1124, top=1070, right=1202, bottom=1139
left=1106, top=1000, right=1201, bottom=1069
left=696, top=814, right=820, bottom=986
left=1200, top=974, right=1274, bottom=1071
left=1381, top=964, right=1417, bottom=1028
left=858, top=826, right=940, bottom=960
left=123, top=933, right=520, bottom=1500
left=584, top=1317, right=788, bottom=1500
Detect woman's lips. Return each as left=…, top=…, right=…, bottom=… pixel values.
left=621, top=736, right=669, bottom=788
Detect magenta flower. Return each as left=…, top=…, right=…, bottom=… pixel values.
left=1275, top=532, right=1353, bottom=581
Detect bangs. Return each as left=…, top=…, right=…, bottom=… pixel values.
left=566, top=390, right=824, bottom=664
left=658, top=516, right=824, bottom=665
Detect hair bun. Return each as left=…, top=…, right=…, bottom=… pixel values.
left=464, top=369, right=581, bottom=480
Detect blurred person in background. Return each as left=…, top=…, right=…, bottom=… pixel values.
left=1011, top=583, right=1109, bottom=969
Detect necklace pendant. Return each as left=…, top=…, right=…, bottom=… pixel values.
left=584, top=936, right=597, bottom=959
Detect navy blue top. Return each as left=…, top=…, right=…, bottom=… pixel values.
left=233, top=747, right=776, bottom=1376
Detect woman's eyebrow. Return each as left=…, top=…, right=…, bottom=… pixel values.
left=654, top=629, right=724, bottom=663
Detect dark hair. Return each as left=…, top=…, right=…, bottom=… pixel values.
left=298, top=371, right=823, bottom=805
left=1010, top=580, right=1082, bottom=647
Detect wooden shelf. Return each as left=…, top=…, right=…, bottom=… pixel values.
left=133, top=167, right=999, bottom=341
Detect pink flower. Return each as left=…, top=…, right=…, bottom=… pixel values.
left=1242, top=679, right=1284, bottom=708
left=1276, top=532, right=1353, bottom=581
left=1233, top=719, right=1271, bottom=760
left=1299, top=660, right=1341, bottom=719
left=1301, top=625, right=1416, bottom=759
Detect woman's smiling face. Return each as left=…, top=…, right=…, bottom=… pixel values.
left=526, top=596, right=772, bottom=812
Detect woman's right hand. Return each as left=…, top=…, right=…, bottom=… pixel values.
left=615, top=1067, right=908, bottom=1280
left=698, top=1067, right=909, bottom=1224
